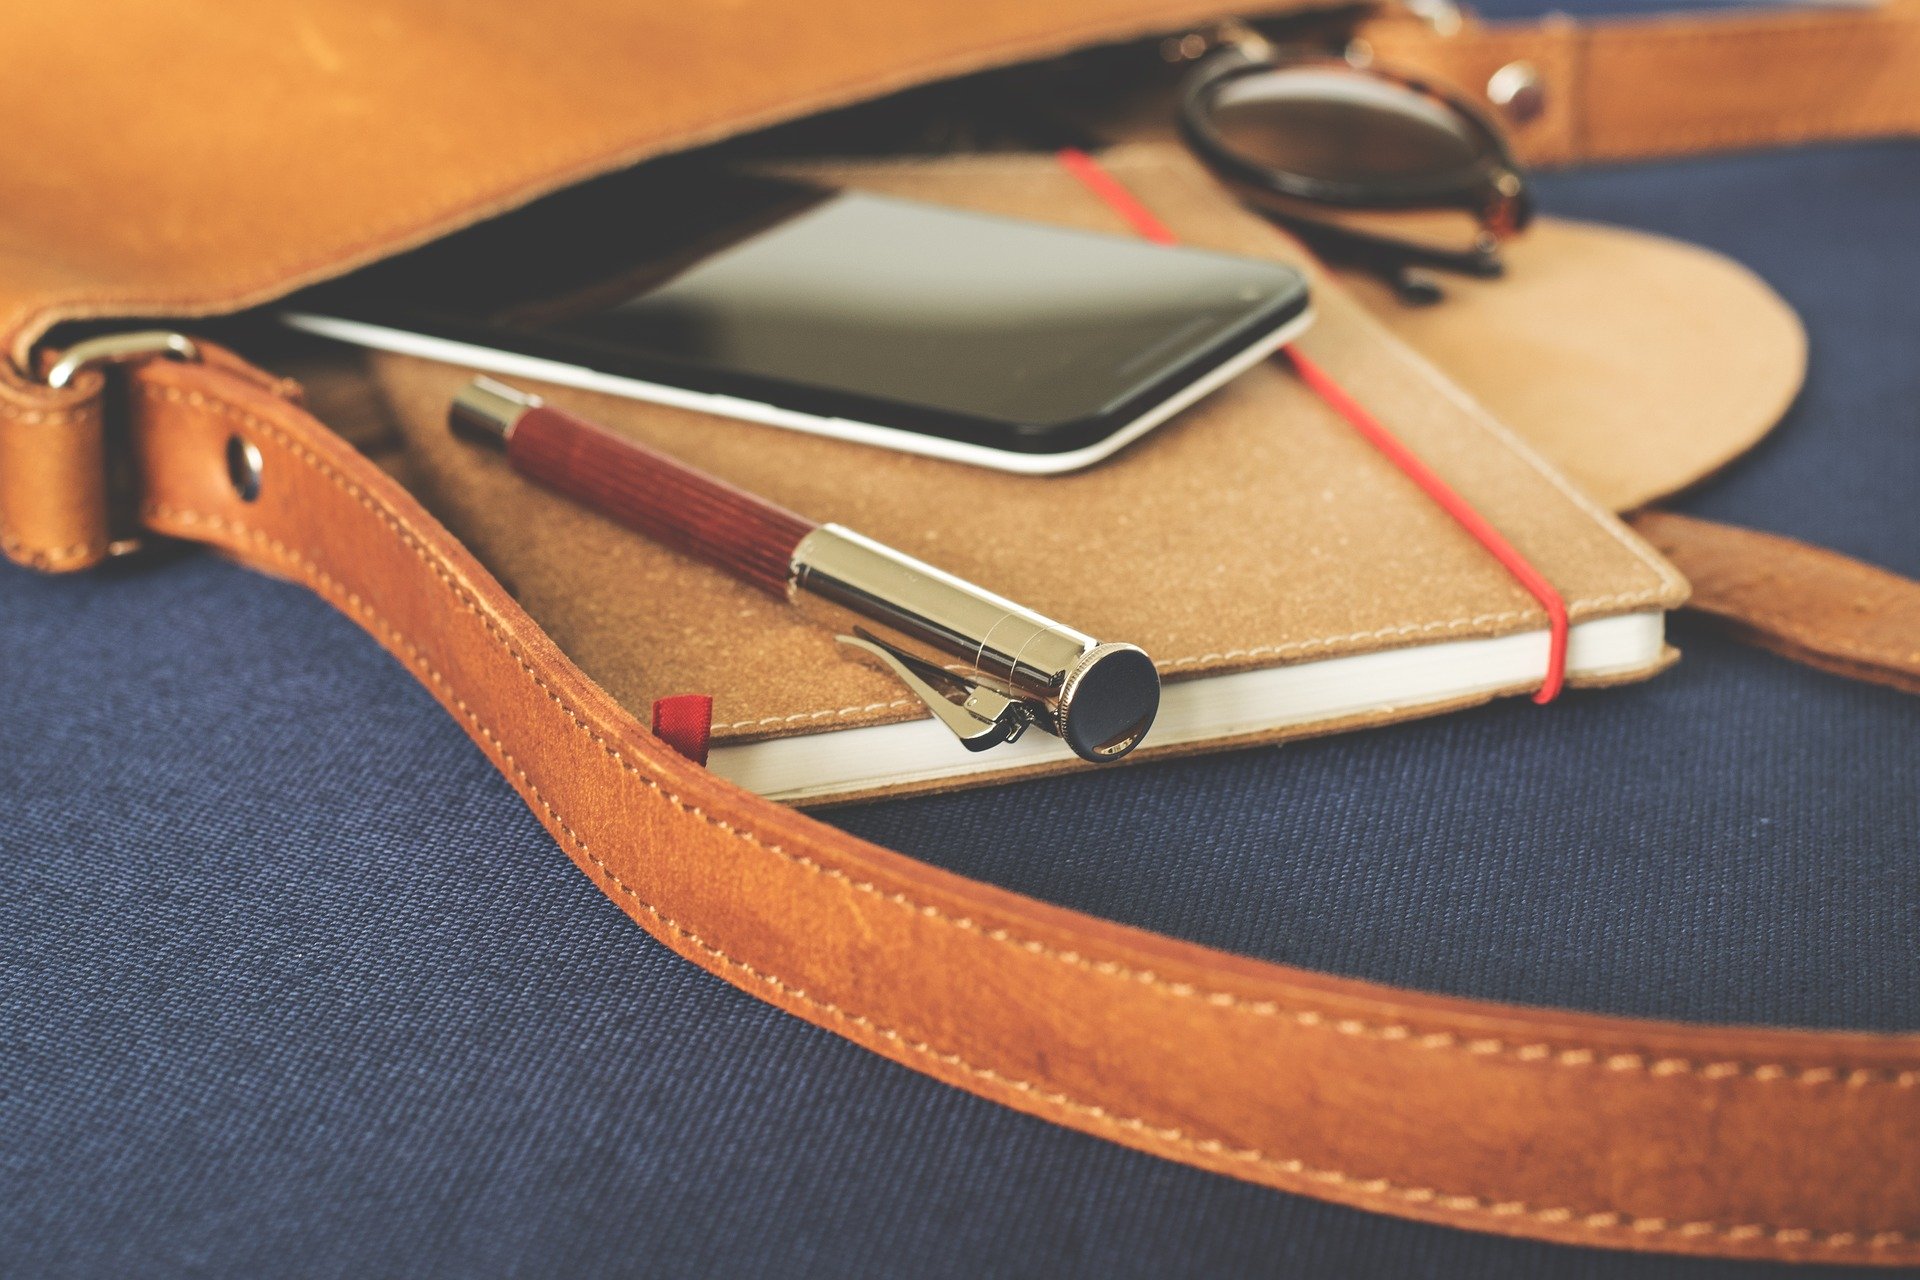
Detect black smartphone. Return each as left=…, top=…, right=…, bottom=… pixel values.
left=282, top=162, right=1311, bottom=473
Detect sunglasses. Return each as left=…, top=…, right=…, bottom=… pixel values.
left=1173, top=20, right=1534, bottom=304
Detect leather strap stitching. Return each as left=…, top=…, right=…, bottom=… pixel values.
left=130, top=493, right=1916, bottom=1254
left=140, top=381, right=1920, bottom=1092
left=0, top=531, right=104, bottom=567
left=0, top=395, right=104, bottom=568
left=0, top=404, right=88, bottom=425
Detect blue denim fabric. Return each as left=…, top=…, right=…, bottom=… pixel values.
left=5, top=129, right=1919, bottom=1280
left=841, top=137, right=1920, bottom=1034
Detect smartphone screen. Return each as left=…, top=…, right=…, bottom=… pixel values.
left=290, top=162, right=1310, bottom=457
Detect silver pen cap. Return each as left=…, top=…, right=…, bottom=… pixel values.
left=791, top=525, right=1160, bottom=762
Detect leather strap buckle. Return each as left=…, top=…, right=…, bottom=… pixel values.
left=34, top=330, right=203, bottom=561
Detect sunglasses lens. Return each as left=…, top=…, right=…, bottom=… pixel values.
left=1205, top=65, right=1487, bottom=186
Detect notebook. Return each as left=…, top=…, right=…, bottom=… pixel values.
left=355, top=147, right=1690, bottom=805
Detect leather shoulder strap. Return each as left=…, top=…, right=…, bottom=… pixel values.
left=1634, top=510, right=1920, bottom=697
left=23, top=351, right=1903, bottom=1265
left=1361, top=0, right=1920, bottom=167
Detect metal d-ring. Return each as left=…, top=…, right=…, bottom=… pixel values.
left=43, top=330, right=202, bottom=390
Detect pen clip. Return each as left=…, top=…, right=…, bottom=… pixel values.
left=836, top=634, right=1031, bottom=752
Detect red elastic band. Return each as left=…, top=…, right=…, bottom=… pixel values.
left=1056, top=147, right=1182, bottom=245
left=652, top=694, right=715, bottom=765
left=1055, top=148, right=1568, bottom=702
left=1283, top=349, right=1569, bottom=701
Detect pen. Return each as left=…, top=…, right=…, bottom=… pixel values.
left=449, top=377, right=1160, bottom=762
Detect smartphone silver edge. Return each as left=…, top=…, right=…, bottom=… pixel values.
left=278, top=306, right=1314, bottom=476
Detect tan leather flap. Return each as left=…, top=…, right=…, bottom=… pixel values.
left=2, top=0, right=1330, bottom=368
left=13, top=0, right=1920, bottom=376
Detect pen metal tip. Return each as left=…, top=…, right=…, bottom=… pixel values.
left=450, top=376, right=541, bottom=445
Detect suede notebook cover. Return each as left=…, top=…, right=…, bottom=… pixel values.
left=349, top=147, right=1689, bottom=804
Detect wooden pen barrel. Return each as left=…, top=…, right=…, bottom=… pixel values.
left=506, top=404, right=818, bottom=597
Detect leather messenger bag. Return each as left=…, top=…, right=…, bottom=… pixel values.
left=6, top=0, right=1920, bottom=1263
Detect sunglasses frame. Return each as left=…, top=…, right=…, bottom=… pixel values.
left=1176, top=37, right=1534, bottom=296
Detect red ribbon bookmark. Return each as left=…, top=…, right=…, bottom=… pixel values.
left=1057, top=147, right=1568, bottom=703
left=651, top=694, right=715, bottom=765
